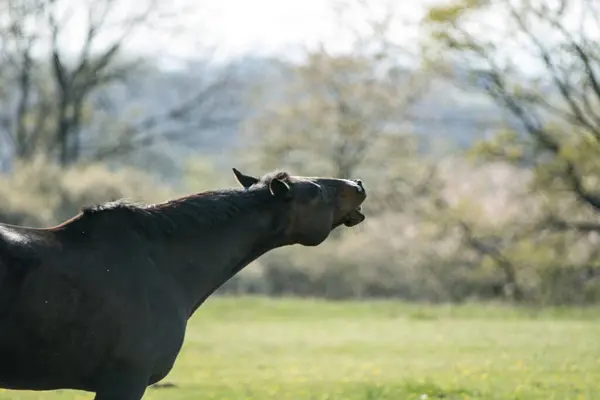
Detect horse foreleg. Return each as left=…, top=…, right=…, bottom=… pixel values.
left=93, top=362, right=150, bottom=400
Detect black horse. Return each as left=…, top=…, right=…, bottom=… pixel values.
left=0, top=168, right=367, bottom=400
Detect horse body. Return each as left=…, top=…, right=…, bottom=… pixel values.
left=0, top=169, right=367, bottom=399
left=0, top=224, right=185, bottom=391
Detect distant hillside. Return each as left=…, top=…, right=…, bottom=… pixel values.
left=0, top=54, right=516, bottom=183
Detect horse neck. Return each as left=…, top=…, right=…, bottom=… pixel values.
left=154, top=191, right=286, bottom=316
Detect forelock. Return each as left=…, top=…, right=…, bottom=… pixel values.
left=259, top=170, right=291, bottom=184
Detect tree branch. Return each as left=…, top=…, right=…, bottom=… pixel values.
left=458, top=221, right=523, bottom=301
left=544, top=215, right=600, bottom=233
left=507, top=2, right=600, bottom=140
left=14, top=36, right=33, bottom=158
left=531, top=5, right=600, bottom=129
left=478, top=58, right=600, bottom=212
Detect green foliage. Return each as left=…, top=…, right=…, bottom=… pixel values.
left=426, top=0, right=488, bottom=24
left=467, top=129, right=526, bottom=163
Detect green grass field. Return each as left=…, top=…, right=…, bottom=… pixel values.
left=2, top=296, right=600, bottom=400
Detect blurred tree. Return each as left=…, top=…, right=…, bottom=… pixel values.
left=0, top=0, right=237, bottom=166
left=423, top=0, right=600, bottom=230
left=422, top=0, right=600, bottom=301
left=243, top=52, right=423, bottom=177
left=241, top=0, right=428, bottom=181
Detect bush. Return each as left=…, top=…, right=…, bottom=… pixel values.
left=0, top=157, right=175, bottom=227
left=221, top=213, right=504, bottom=302
left=2, top=157, right=597, bottom=306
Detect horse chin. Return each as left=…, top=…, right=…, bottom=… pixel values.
left=333, top=208, right=365, bottom=229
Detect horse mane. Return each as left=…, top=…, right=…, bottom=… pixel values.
left=57, top=171, right=287, bottom=238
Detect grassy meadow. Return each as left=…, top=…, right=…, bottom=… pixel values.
left=1, top=296, right=599, bottom=400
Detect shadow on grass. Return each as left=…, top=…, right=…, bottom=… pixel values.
left=164, top=380, right=481, bottom=400
left=150, top=382, right=178, bottom=389
left=401, top=380, right=480, bottom=398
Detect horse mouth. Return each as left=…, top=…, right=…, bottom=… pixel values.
left=334, top=205, right=366, bottom=229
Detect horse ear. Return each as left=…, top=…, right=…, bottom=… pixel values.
left=269, top=178, right=292, bottom=199
left=232, top=168, right=259, bottom=189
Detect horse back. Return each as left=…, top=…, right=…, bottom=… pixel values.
left=0, top=224, right=42, bottom=317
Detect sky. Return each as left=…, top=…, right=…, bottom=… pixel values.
left=33, top=0, right=597, bottom=71
left=184, top=0, right=438, bottom=59
left=192, top=0, right=343, bottom=58
left=52, top=0, right=437, bottom=64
